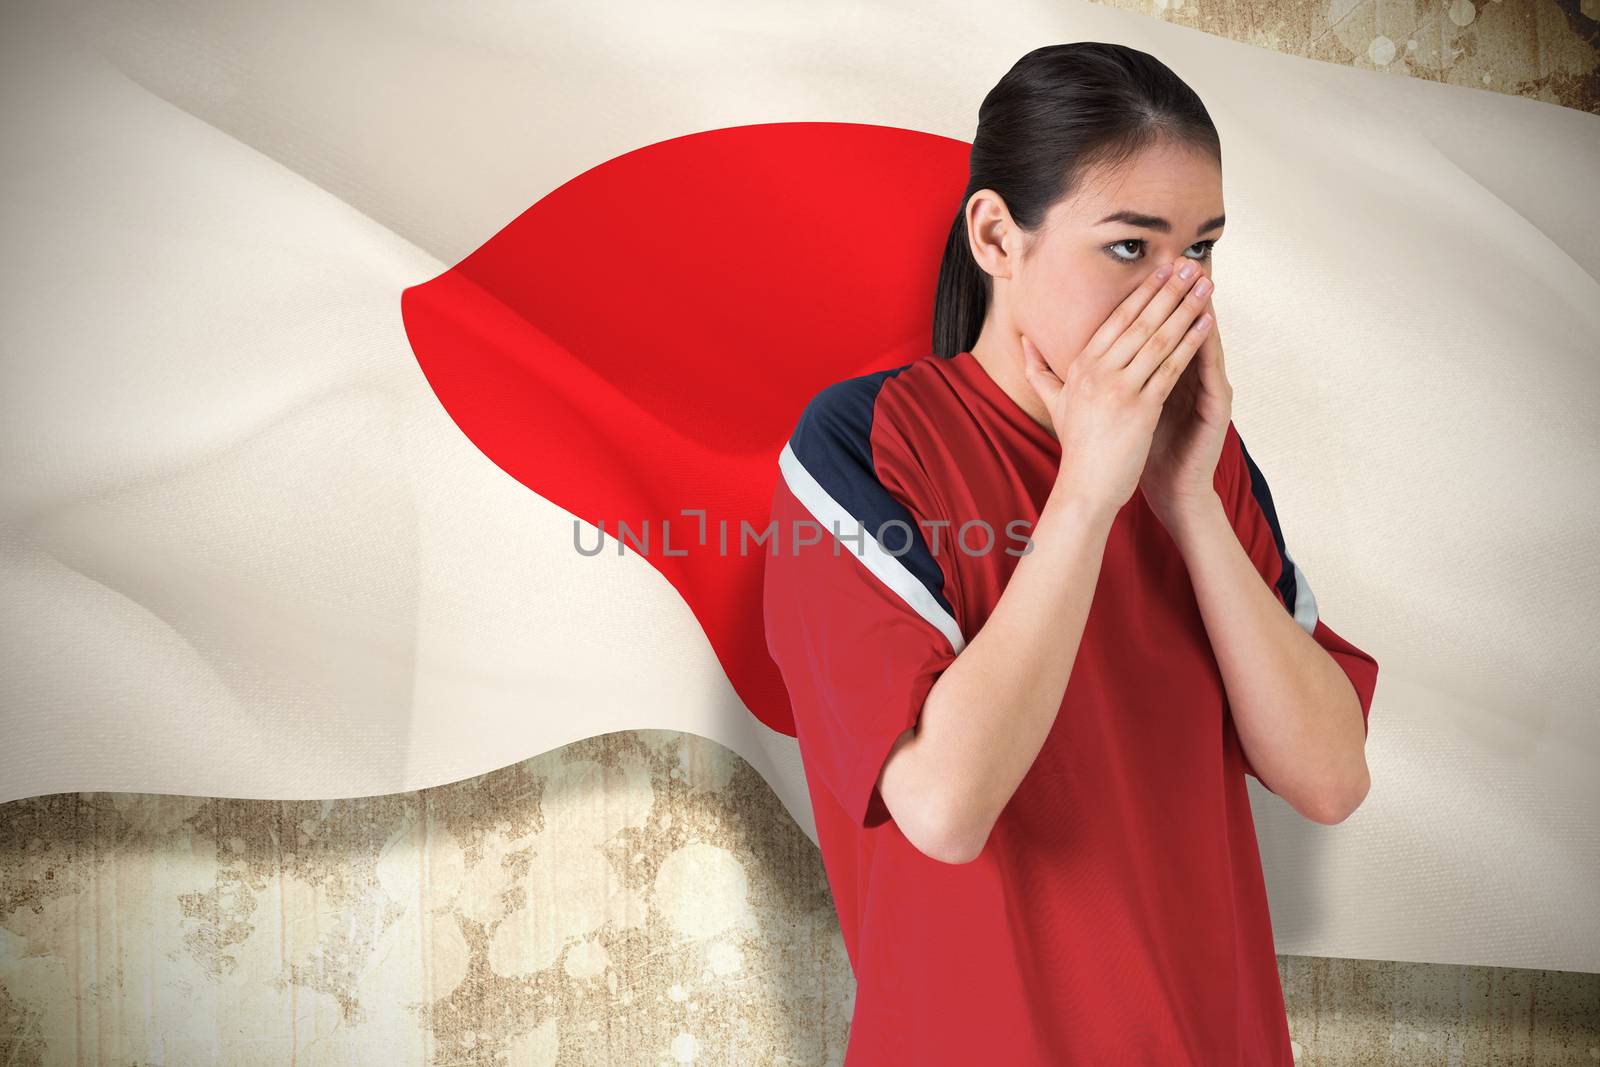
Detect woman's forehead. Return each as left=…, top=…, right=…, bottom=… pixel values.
left=1054, top=149, right=1224, bottom=229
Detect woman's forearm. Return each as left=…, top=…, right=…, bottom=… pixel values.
left=887, top=477, right=1117, bottom=862
left=1164, top=495, right=1370, bottom=822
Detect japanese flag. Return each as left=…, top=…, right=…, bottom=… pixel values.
left=2, top=0, right=1597, bottom=974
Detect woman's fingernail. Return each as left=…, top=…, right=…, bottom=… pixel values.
left=1194, top=277, right=1212, bottom=297
left=1155, top=264, right=1173, bottom=281
left=1178, top=261, right=1197, bottom=280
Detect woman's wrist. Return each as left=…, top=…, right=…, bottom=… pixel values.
left=1157, top=490, right=1229, bottom=552
left=1042, top=474, right=1121, bottom=540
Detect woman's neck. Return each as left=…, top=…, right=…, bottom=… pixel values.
left=968, top=332, right=1058, bottom=441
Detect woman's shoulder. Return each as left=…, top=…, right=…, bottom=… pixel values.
left=780, top=357, right=962, bottom=566
left=784, top=354, right=951, bottom=473
left=777, top=356, right=967, bottom=631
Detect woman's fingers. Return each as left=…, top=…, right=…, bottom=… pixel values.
left=1029, top=259, right=1213, bottom=423
left=1125, top=272, right=1214, bottom=389
left=1078, top=262, right=1175, bottom=366
left=1020, top=334, right=1062, bottom=404
left=1138, top=310, right=1212, bottom=402
left=1201, top=295, right=1224, bottom=375
left=1113, top=259, right=1209, bottom=374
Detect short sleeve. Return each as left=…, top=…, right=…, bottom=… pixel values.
left=762, top=380, right=964, bottom=829
left=1218, top=422, right=1380, bottom=790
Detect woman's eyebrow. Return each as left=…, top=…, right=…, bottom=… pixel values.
left=1095, top=210, right=1226, bottom=237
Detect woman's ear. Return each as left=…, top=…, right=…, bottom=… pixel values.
left=965, top=188, right=1018, bottom=282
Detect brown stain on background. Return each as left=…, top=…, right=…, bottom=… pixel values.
left=3, top=3, right=1599, bottom=1063
left=3, top=731, right=1598, bottom=1063
left=1099, top=0, right=1600, bottom=115
left=0, top=734, right=854, bottom=1064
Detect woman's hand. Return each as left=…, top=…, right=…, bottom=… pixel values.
left=1020, top=258, right=1215, bottom=520
left=1137, top=273, right=1231, bottom=530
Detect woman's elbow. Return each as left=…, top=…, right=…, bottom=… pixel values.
left=902, top=797, right=993, bottom=864
left=1303, top=765, right=1371, bottom=825
left=877, top=723, right=994, bottom=864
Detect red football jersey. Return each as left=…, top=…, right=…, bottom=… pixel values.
left=762, top=350, right=1378, bottom=1065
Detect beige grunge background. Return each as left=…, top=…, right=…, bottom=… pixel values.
left=2, top=0, right=1599, bottom=1063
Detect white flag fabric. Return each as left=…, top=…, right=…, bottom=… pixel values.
left=1, top=0, right=1596, bottom=976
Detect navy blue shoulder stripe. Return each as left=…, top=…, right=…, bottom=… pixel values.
left=776, top=364, right=965, bottom=654
left=1237, top=433, right=1320, bottom=635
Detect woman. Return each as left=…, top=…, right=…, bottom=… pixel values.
left=761, top=42, right=1380, bottom=1065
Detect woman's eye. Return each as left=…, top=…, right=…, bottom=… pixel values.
left=1106, top=239, right=1216, bottom=263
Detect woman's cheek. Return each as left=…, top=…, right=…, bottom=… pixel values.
left=1018, top=276, right=1106, bottom=369
left=1037, top=322, right=1095, bottom=377
left=1054, top=301, right=1109, bottom=363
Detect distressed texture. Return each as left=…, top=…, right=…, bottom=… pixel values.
left=1094, top=0, right=1600, bottom=114
left=0, top=733, right=855, bottom=1064
left=3, top=2, right=1599, bottom=1064
left=1280, top=957, right=1600, bottom=1064
left=2, top=733, right=1598, bottom=1063
left=3, top=729, right=1600, bottom=1062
